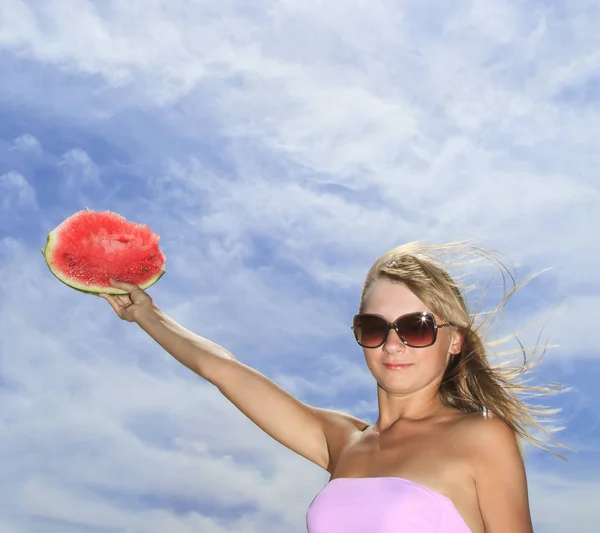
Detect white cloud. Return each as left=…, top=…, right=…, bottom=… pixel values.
left=529, top=471, right=600, bottom=533
left=0, top=171, right=37, bottom=210
left=10, top=133, right=42, bottom=154
left=0, top=240, right=333, bottom=532
left=60, top=148, right=101, bottom=187
left=1, top=0, right=600, bottom=531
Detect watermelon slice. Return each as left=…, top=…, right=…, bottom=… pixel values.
left=42, top=209, right=166, bottom=294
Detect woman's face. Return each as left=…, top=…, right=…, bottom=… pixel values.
left=359, top=279, right=462, bottom=395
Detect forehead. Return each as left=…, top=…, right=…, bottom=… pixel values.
left=362, top=279, right=431, bottom=317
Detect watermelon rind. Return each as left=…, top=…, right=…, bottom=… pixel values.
left=43, top=221, right=166, bottom=295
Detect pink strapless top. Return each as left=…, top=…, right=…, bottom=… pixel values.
left=306, top=477, right=472, bottom=533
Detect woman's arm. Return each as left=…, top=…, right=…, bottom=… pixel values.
left=100, top=280, right=363, bottom=472
left=472, top=417, right=534, bottom=533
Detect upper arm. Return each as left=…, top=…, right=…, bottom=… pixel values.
left=315, top=407, right=368, bottom=473
left=209, top=357, right=364, bottom=471
left=472, top=417, right=533, bottom=533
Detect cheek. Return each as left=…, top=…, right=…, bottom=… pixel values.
left=362, top=348, right=388, bottom=372
left=417, top=344, right=451, bottom=368
left=362, top=347, right=381, bottom=363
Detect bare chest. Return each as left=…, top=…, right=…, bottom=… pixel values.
left=329, top=425, right=484, bottom=533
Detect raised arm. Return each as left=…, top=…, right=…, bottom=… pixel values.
left=99, top=279, right=364, bottom=471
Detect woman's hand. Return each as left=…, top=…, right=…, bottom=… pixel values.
left=98, top=279, right=155, bottom=323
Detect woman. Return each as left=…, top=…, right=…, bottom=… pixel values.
left=99, top=242, right=563, bottom=532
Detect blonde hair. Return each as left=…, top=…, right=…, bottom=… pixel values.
left=360, top=241, right=567, bottom=457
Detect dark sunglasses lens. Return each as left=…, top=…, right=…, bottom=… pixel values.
left=399, top=313, right=436, bottom=347
left=354, top=315, right=388, bottom=347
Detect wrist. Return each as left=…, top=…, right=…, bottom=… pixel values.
left=133, top=303, right=162, bottom=324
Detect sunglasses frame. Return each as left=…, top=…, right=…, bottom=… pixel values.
left=351, top=311, right=455, bottom=349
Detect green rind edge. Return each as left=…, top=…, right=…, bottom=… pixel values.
left=43, top=231, right=166, bottom=295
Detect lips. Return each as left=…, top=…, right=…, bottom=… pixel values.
left=383, top=362, right=414, bottom=370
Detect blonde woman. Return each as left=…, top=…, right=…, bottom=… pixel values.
left=99, top=242, right=562, bottom=533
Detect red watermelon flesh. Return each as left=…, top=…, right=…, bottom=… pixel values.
left=43, top=209, right=166, bottom=294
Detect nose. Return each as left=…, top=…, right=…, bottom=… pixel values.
left=383, top=326, right=407, bottom=352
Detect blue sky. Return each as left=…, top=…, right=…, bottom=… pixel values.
left=1, top=1, right=599, bottom=532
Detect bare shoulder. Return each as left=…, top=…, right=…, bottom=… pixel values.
left=455, top=413, right=533, bottom=532
left=312, top=407, right=369, bottom=473
left=458, top=412, right=522, bottom=457
left=314, top=406, right=369, bottom=437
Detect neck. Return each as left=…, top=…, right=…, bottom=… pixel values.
left=374, top=385, right=450, bottom=431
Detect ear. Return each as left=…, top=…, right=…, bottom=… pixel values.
left=449, top=329, right=464, bottom=356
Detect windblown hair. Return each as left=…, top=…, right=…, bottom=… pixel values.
left=360, top=241, right=567, bottom=457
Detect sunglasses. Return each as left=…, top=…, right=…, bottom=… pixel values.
left=352, top=311, right=455, bottom=349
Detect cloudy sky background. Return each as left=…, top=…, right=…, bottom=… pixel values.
left=1, top=0, right=599, bottom=531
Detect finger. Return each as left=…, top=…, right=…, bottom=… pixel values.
left=98, top=293, right=123, bottom=315
left=115, top=294, right=131, bottom=306
left=108, top=278, right=140, bottom=292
